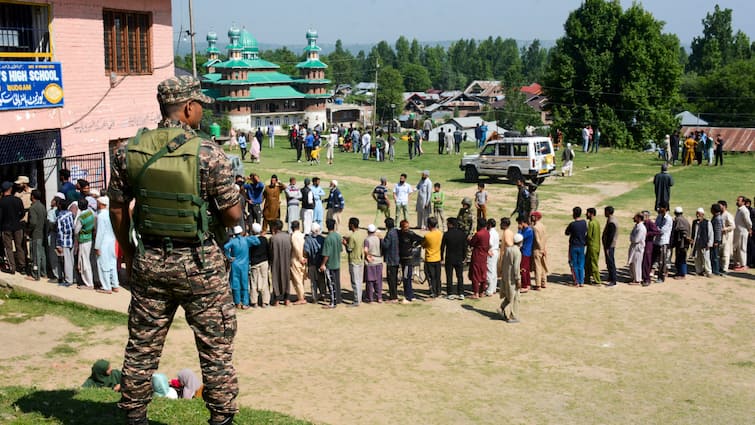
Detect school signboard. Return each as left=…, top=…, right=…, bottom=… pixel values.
left=0, top=61, right=64, bottom=111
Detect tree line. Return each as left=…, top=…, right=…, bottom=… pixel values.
left=176, top=1, right=755, bottom=149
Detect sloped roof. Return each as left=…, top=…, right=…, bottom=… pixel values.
left=679, top=126, right=755, bottom=152
left=464, top=80, right=502, bottom=98
left=676, top=111, right=709, bottom=126
left=356, top=82, right=376, bottom=90
left=213, top=58, right=280, bottom=70
left=216, top=86, right=306, bottom=101
left=520, top=83, right=542, bottom=96
left=296, top=59, right=328, bottom=69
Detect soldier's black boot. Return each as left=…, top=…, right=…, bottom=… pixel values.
left=126, top=417, right=148, bottom=425
left=208, top=414, right=234, bottom=425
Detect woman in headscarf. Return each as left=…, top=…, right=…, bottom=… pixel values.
left=176, top=369, right=203, bottom=400
left=82, top=359, right=122, bottom=391
left=151, top=373, right=178, bottom=399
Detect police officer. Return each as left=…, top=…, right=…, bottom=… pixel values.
left=109, top=76, right=242, bottom=425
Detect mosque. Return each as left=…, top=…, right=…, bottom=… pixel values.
left=201, top=26, right=330, bottom=132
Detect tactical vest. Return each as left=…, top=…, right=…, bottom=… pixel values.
left=126, top=127, right=209, bottom=245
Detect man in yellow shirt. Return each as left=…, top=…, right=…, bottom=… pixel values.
left=683, top=134, right=696, bottom=166
left=422, top=217, right=443, bottom=298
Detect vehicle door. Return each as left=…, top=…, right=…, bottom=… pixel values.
left=491, top=142, right=511, bottom=176
left=534, top=140, right=556, bottom=173
left=511, top=142, right=529, bottom=174
left=477, top=143, right=498, bottom=175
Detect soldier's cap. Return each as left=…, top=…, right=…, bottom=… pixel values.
left=157, top=76, right=214, bottom=106
left=15, top=176, right=29, bottom=185
left=514, top=233, right=524, bottom=244
left=462, top=197, right=472, bottom=206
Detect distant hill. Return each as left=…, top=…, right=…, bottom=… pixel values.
left=175, top=39, right=558, bottom=56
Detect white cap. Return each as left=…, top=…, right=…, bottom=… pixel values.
left=331, top=179, right=338, bottom=187
left=567, top=143, right=572, bottom=148
left=696, top=207, right=705, bottom=214
left=674, top=206, right=683, bottom=214
left=54, top=192, right=65, bottom=200
left=97, top=196, right=110, bottom=207
left=367, top=224, right=377, bottom=233
left=311, top=222, right=321, bottom=234
left=89, top=188, right=101, bottom=198
left=251, top=223, right=262, bottom=234
left=233, top=225, right=243, bottom=235
left=513, top=233, right=524, bottom=244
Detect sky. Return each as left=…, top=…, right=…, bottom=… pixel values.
left=172, top=0, right=755, bottom=47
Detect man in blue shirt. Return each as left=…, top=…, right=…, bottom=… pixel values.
left=565, top=207, right=588, bottom=286
left=244, top=173, right=265, bottom=227
left=223, top=226, right=260, bottom=309
left=517, top=216, right=534, bottom=292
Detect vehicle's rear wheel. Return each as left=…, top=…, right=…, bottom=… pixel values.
left=464, top=166, right=479, bottom=183
left=507, top=167, right=522, bottom=183
left=536, top=177, right=545, bottom=185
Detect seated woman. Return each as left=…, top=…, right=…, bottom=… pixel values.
left=82, top=359, right=122, bottom=391
left=176, top=369, right=203, bottom=399
left=152, top=373, right=178, bottom=399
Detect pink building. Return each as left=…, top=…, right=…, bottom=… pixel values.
left=0, top=0, right=173, bottom=201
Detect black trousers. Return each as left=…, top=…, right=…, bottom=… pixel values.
left=438, top=139, right=444, bottom=154
left=604, top=247, right=617, bottom=283
left=445, top=262, right=464, bottom=296
left=326, top=268, right=341, bottom=306
left=386, top=264, right=399, bottom=300
left=714, top=150, right=723, bottom=166
left=425, top=261, right=441, bottom=296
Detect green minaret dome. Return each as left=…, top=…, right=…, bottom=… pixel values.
left=206, top=31, right=217, bottom=42
left=306, top=29, right=318, bottom=39
left=227, top=25, right=240, bottom=38
left=240, top=28, right=259, bottom=52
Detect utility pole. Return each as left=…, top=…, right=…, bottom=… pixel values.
left=188, top=0, right=197, bottom=78
left=372, top=57, right=379, bottom=139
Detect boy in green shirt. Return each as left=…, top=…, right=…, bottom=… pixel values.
left=431, top=182, right=446, bottom=231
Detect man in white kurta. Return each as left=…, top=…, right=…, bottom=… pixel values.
left=628, top=215, right=646, bottom=284
left=733, top=196, right=752, bottom=270
left=94, top=196, right=119, bottom=293
left=415, top=170, right=432, bottom=230
left=485, top=220, right=500, bottom=296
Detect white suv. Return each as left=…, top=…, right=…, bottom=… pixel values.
left=459, top=136, right=556, bottom=184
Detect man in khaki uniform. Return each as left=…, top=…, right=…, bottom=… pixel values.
left=498, top=232, right=523, bottom=323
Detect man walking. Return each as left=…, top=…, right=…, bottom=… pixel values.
left=267, top=121, right=275, bottom=148
left=372, top=177, right=391, bottom=226
left=653, top=164, right=673, bottom=212
left=498, top=233, right=523, bottom=323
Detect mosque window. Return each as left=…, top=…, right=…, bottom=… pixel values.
left=103, top=9, right=151, bottom=74
left=0, top=2, right=52, bottom=60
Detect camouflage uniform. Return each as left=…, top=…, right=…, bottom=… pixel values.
left=457, top=198, right=474, bottom=237
left=110, top=76, right=239, bottom=424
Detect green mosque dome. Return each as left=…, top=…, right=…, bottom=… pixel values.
left=240, top=28, right=259, bottom=52
left=206, top=31, right=218, bottom=42
left=227, top=25, right=240, bottom=39
left=306, top=29, right=318, bottom=39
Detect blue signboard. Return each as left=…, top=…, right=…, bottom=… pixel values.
left=0, top=61, right=64, bottom=111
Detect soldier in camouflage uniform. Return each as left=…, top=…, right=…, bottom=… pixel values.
left=109, top=76, right=242, bottom=425
left=457, top=197, right=474, bottom=237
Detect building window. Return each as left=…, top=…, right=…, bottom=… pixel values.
left=274, top=117, right=281, bottom=126
left=284, top=116, right=290, bottom=126
left=103, top=9, right=152, bottom=74
left=255, top=118, right=261, bottom=128
left=0, top=2, right=51, bottom=60
left=253, top=103, right=261, bottom=112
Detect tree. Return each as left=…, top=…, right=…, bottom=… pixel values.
left=395, top=36, right=410, bottom=69
left=693, top=58, right=755, bottom=127
left=326, top=39, right=356, bottom=87
left=688, top=5, right=735, bottom=74
left=401, top=63, right=432, bottom=92
left=376, top=66, right=404, bottom=122
left=260, top=47, right=301, bottom=76
left=543, top=0, right=682, bottom=149
left=494, top=87, right=542, bottom=132
left=522, top=39, right=548, bottom=83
